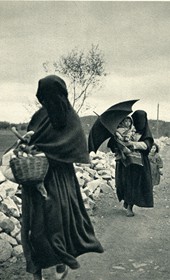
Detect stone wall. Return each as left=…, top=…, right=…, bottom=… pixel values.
left=0, top=174, right=22, bottom=263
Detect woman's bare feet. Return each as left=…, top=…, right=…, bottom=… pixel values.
left=33, top=270, right=44, bottom=280
left=123, top=201, right=128, bottom=209
left=126, top=204, right=134, bottom=217
left=55, top=264, right=68, bottom=279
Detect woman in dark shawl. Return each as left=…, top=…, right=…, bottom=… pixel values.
left=21, top=75, right=103, bottom=280
left=108, top=110, right=154, bottom=217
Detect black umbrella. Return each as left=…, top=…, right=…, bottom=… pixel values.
left=88, top=99, right=139, bottom=153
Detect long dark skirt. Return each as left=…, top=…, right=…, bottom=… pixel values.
left=21, top=161, right=103, bottom=274
left=115, top=157, right=154, bottom=207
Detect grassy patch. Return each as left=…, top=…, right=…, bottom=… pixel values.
left=0, top=130, right=21, bottom=159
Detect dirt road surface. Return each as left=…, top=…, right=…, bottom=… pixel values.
left=0, top=147, right=169, bottom=280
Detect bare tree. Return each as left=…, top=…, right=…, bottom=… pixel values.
left=43, top=44, right=106, bottom=114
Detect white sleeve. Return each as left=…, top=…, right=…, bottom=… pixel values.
left=133, top=141, right=147, bottom=150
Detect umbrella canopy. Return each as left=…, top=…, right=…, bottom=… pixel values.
left=88, top=99, right=139, bottom=153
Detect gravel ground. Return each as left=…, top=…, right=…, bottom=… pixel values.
left=0, top=147, right=169, bottom=280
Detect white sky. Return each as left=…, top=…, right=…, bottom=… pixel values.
left=0, top=1, right=170, bottom=122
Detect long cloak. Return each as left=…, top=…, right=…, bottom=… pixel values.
left=21, top=106, right=103, bottom=274
left=108, top=111, right=154, bottom=207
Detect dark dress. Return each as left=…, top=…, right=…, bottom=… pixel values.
left=108, top=112, right=154, bottom=208
left=21, top=106, right=103, bottom=274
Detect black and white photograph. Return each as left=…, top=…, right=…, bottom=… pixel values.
left=0, top=1, right=169, bottom=280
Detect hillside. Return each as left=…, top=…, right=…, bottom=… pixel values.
left=0, top=115, right=169, bottom=140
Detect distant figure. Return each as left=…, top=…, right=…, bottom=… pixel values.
left=149, top=142, right=163, bottom=186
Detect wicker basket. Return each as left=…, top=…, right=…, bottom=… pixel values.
left=10, top=156, right=49, bottom=185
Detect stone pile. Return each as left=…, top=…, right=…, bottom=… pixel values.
left=0, top=151, right=116, bottom=263
left=0, top=172, right=22, bottom=263
left=75, top=151, right=116, bottom=211
left=155, top=136, right=170, bottom=150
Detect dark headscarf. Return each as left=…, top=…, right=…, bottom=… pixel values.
left=27, top=75, right=89, bottom=164
left=36, top=75, right=70, bottom=129
left=131, top=110, right=154, bottom=152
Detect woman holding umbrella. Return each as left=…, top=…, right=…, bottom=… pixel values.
left=108, top=110, right=154, bottom=217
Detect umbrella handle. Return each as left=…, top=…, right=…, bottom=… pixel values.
left=115, top=137, right=127, bottom=148
left=93, top=111, right=99, bottom=117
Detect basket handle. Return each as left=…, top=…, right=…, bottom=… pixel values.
left=11, top=126, right=26, bottom=142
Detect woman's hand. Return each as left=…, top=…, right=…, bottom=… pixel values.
left=125, top=141, right=135, bottom=150
left=126, top=141, right=148, bottom=151
left=22, top=131, right=34, bottom=143
left=11, top=127, right=34, bottom=144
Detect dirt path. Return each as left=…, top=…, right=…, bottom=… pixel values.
left=0, top=147, right=170, bottom=280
